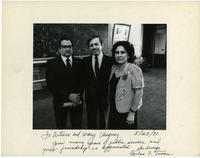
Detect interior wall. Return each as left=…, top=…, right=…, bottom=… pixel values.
left=108, top=24, right=143, bottom=57
left=154, top=28, right=166, bottom=54
left=129, top=24, right=143, bottom=57
left=107, top=24, right=113, bottom=56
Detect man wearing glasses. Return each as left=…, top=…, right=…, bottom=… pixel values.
left=46, top=37, right=82, bottom=129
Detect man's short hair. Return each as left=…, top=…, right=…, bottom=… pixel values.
left=87, top=35, right=103, bottom=47
left=58, top=37, right=73, bottom=47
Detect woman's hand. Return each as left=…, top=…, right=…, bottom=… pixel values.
left=126, top=112, right=135, bottom=125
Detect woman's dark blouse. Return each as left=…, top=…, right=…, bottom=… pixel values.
left=109, top=73, right=137, bottom=129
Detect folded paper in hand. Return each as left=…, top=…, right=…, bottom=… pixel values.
left=63, top=101, right=82, bottom=108
left=63, top=102, right=73, bottom=108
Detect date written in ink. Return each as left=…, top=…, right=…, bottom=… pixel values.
left=134, top=130, right=158, bottom=137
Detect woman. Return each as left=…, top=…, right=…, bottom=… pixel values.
left=107, top=41, right=144, bottom=129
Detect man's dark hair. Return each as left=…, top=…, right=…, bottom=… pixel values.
left=58, top=37, right=73, bottom=47
left=111, top=41, right=136, bottom=64
left=87, top=35, right=103, bottom=47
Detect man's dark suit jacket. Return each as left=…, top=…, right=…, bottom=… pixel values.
left=46, top=56, right=82, bottom=109
left=81, top=54, right=112, bottom=109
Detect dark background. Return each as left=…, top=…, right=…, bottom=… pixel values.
left=33, top=24, right=108, bottom=58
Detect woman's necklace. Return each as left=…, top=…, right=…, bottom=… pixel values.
left=115, top=62, right=128, bottom=78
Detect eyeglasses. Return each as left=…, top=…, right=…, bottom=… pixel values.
left=60, top=45, right=72, bottom=49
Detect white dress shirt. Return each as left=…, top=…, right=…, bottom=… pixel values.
left=61, top=55, right=72, bottom=66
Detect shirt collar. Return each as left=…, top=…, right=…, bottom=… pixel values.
left=92, top=52, right=103, bottom=60
left=61, top=55, right=73, bottom=64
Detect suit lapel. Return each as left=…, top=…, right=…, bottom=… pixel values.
left=57, top=56, right=69, bottom=72
left=91, top=55, right=97, bottom=79
left=72, top=56, right=80, bottom=64
left=99, top=54, right=109, bottom=75
left=100, top=54, right=106, bottom=70
left=72, top=57, right=77, bottom=67
left=58, top=56, right=65, bottom=67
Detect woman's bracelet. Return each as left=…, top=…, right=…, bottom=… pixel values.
left=130, top=109, right=136, bottom=113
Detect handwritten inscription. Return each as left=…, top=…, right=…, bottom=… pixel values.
left=40, top=130, right=172, bottom=156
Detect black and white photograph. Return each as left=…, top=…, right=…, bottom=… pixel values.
left=33, top=23, right=167, bottom=130
left=2, top=2, right=200, bottom=156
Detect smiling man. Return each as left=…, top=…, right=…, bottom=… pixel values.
left=81, top=35, right=112, bottom=129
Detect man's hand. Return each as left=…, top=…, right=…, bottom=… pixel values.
left=68, top=93, right=81, bottom=104
left=71, top=101, right=82, bottom=108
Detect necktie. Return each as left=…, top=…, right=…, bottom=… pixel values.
left=66, top=58, right=72, bottom=70
left=95, top=56, right=99, bottom=78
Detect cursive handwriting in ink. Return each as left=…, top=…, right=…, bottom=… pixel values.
left=102, top=143, right=130, bottom=153
left=149, top=138, right=161, bottom=144
left=136, top=145, right=144, bottom=151
left=102, top=136, right=130, bottom=153
left=60, top=144, right=88, bottom=154
left=73, top=131, right=81, bottom=137
left=87, top=137, right=101, bottom=149
left=154, top=149, right=173, bottom=156
left=40, top=130, right=173, bottom=156
left=82, top=132, right=96, bottom=138
left=68, top=140, right=85, bottom=147
left=127, top=140, right=145, bottom=144
left=100, top=132, right=119, bottom=142
left=52, top=140, right=65, bottom=146
left=42, top=144, right=57, bottom=155
left=41, top=131, right=51, bottom=140
left=129, top=150, right=145, bottom=156
left=145, top=145, right=160, bottom=151
left=52, top=131, right=70, bottom=138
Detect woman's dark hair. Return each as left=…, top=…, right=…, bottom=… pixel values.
left=111, top=41, right=136, bottom=64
